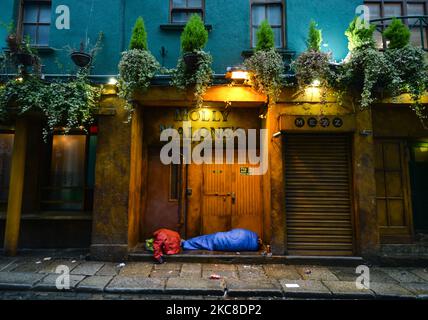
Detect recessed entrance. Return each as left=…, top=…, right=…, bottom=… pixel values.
left=284, top=134, right=355, bottom=256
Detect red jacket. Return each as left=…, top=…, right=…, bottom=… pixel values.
left=153, top=229, right=181, bottom=261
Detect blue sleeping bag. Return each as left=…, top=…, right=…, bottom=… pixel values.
left=182, top=229, right=259, bottom=251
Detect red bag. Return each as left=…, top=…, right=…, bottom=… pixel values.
left=153, top=229, right=181, bottom=262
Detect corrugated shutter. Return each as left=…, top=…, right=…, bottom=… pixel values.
left=284, top=135, right=354, bottom=256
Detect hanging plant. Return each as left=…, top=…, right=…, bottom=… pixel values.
left=244, top=21, right=284, bottom=103
left=171, top=14, right=213, bottom=107
left=0, top=71, right=101, bottom=140
left=292, top=21, right=333, bottom=91
left=118, top=17, right=160, bottom=119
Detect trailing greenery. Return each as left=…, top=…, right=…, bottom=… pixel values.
left=118, top=49, right=160, bottom=113
left=118, top=17, right=160, bottom=119
left=244, top=49, right=284, bottom=102
left=244, top=22, right=283, bottom=102
left=293, top=21, right=331, bottom=91
left=383, top=18, right=411, bottom=50
left=0, top=71, right=101, bottom=139
left=256, top=20, right=275, bottom=51
left=129, top=17, right=148, bottom=50
left=345, top=17, right=376, bottom=51
left=180, top=14, right=208, bottom=52
left=307, top=20, right=322, bottom=52
left=171, top=50, right=213, bottom=107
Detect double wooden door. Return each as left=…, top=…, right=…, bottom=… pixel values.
left=201, top=162, right=263, bottom=238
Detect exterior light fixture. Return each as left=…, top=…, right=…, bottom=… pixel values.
left=311, top=79, right=321, bottom=87
left=272, top=131, right=283, bottom=138
left=108, top=77, right=118, bottom=85
left=226, top=66, right=249, bottom=81
left=16, top=77, right=23, bottom=82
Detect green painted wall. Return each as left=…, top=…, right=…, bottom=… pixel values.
left=1, top=0, right=363, bottom=76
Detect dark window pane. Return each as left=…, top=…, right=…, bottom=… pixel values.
left=252, top=26, right=258, bottom=48
left=23, top=3, right=39, bottom=23
left=267, top=4, right=282, bottom=25
left=188, top=0, right=202, bottom=8
left=407, top=4, right=425, bottom=25
left=273, top=27, right=283, bottom=47
left=23, top=25, right=37, bottom=44
left=39, top=5, right=52, bottom=23
left=38, top=25, right=50, bottom=46
left=172, top=0, right=186, bottom=8
left=252, top=5, right=265, bottom=26
left=384, top=3, right=402, bottom=18
left=172, top=12, right=188, bottom=23
left=367, top=3, right=381, bottom=20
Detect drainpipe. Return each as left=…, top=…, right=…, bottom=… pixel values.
left=120, top=0, right=126, bottom=52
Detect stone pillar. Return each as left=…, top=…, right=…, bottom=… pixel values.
left=267, top=104, right=286, bottom=255
left=353, top=108, right=380, bottom=258
left=4, top=117, right=28, bottom=256
left=90, top=100, right=133, bottom=261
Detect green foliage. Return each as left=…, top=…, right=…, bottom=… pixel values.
left=345, top=17, right=376, bottom=51
left=307, top=20, right=322, bottom=52
left=292, top=50, right=332, bottom=88
left=129, top=17, right=148, bottom=50
left=244, top=49, right=284, bottom=102
left=255, top=20, right=275, bottom=51
left=383, top=18, right=411, bottom=49
left=171, top=50, right=213, bottom=107
left=0, top=71, right=100, bottom=140
left=180, top=15, right=208, bottom=53
left=118, top=49, right=160, bottom=117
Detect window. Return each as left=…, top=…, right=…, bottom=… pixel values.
left=170, top=0, right=204, bottom=23
left=0, top=133, right=14, bottom=211
left=20, top=0, right=52, bottom=46
left=251, top=0, right=284, bottom=48
left=42, top=129, right=97, bottom=212
left=365, top=1, right=428, bottom=49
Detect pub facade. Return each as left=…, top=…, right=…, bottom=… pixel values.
left=0, top=0, right=427, bottom=261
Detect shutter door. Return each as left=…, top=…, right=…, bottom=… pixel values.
left=285, top=135, right=354, bottom=256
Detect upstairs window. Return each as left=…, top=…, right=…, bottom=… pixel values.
left=251, top=0, right=284, bottom=48
left=170, top=0, right=204, bottom=23
left=20, top=0, right=52, bottom=46
left=365, top=0, right=428, bottom=49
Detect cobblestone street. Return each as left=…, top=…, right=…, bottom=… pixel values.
left=1, top=253, right=428, bottom=300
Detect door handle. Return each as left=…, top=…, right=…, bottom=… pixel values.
left=231, top=192, right=236, bottom=204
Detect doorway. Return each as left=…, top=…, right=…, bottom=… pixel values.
left=201, top=161, right=263, bottom=238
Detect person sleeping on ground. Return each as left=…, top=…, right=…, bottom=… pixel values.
left=182, top=228, right=261, bottom=252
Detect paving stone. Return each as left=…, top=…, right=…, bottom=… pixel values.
left=165, top=277, right=225, bottom=295
left=370, top=282, right=416, bottom=299
left=71, top=262, right=104, bottom=276
left=409, top=268, right=428, bottom=282
left=202, top=264, right=237, bottom=272
left=38, top=260, right=81, bottom=274
left=202, top=270, right=238, bottom=279
left=237, top=265, right=268, bottom=280
left=153, top=262, right=182, bottom=271
left=279, top=279, right=332, bottom=298
left=0, top=258, right=17, bottom=272
left=226, top=279, right=282, bottom=297
left=76, top=275, right=114, bottom=292
left=180, top=263, right=202, bottom=277
left=296, top=266, right=339, bottom=281
left=332, top=267, right=398, bottom=283
left=7, top=259, right=50, bottom=273
left=105, top=276, right=165, bottom=294
left=34, top=274, right=85, bottom=291
left=96, top=263, right=121, bottom=276
left=0, top=272, right=46, bottom=290
left=150, top=269, right=180, bottom=278
left=263, top=265, right=301, bottom=280
left=118, top=263, right=153, bottom=277
left=400, top=282, right=428, bottom=298
left=322, top=281, right=375, bottom=299
left=381, top=268, right=425, bottom=283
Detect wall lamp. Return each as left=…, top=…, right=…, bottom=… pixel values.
left=272, top=131, right=283, bottom=138
left=225, top=66, right=249, bottom=81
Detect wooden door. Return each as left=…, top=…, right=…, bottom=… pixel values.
left=143, top=148, right=180, bottom=239
left=285, top=135, right=354, bottom=256
left=375, top=139, right=413, bottom=243
left=201, top=161, right=263, bottom=237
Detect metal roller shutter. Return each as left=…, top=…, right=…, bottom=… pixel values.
left=284, top=135, right=354, bottom=256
